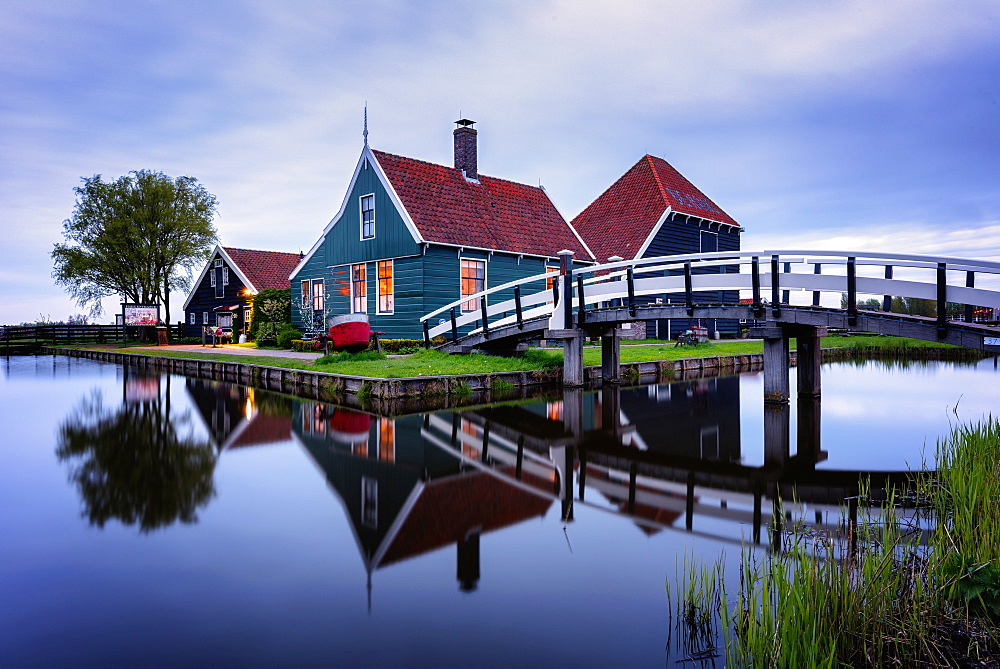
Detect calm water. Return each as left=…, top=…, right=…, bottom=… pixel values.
left=1, top=355, right=998, bottom=666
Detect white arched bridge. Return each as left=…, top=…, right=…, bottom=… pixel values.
left=420, top=250, right=1000, bottom=395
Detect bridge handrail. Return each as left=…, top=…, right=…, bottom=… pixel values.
left=421, top=249, right=1000, bottom=344
left=419, top=271, right=558, bottom=323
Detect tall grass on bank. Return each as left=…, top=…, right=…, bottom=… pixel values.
left=930, top=418, right=1000, bottom=619
left=722, top=496, right=936, bottom=667
left=669, top=417, right=1000, bottom=667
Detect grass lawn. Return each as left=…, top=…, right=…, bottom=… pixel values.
left=62, top=335, right=962, bottom=379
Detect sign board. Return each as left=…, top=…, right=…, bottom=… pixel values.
left=984, top=337, right=1000, bottom=346
left=122, top=304, right=160, bottom=326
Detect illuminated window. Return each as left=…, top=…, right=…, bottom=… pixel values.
left=460, top=259, right=485, bottom=312
left=352, top=264, right=367, bottom=313
left=360, top=194, right=375, bottom=239
left=301, top=280, right=310, bottom=309
left=377, top=261, right=393, bottom=314
left=312, top=279, right=324, bottom=312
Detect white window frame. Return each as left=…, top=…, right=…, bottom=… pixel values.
left=202, top=312, right=209, bottom=325
left=312, top=278, right=325, bottom=313
left=210, top=270, right=216, bottom=287
left=377, top=260, right=394, bottom=314
left=360, top=193, right=375, bottom=240
left=460, top=258, right=486, bottom=313
left=352, top=263, right=367, bottom=314
left=188, top=313, right=195, bottom=325
left=222, top=266, right=229, bottom=286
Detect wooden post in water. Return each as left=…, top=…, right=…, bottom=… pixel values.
left=795, top=325, right=826, bottom=398
left=753, top=326, right=790, bottom=403
left=600, top=327, right=620, bottom=384
left=558, top=250, right=585, bottom=387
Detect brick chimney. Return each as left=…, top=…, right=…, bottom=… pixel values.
left=453, top=118, right=478, bottom=180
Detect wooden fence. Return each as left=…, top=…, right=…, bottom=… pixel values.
left=0, top=323, right=186, bottom=351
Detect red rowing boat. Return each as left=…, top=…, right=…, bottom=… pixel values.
left=328, top=314, right=371, bottom=353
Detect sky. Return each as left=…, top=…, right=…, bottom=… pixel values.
left=2, top=0, right=999, bottom=324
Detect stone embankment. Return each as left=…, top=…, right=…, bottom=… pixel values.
left=46, top=345, right=976, bottom=409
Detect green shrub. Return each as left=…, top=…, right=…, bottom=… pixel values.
left=291, top=339, right=321, bottom=352
left=277, top=326, right=302, bottom=349
left=377, top=337, right=446, bottom=354
left=248, top=288, right=291, bottom=342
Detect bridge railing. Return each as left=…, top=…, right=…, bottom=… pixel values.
left=420, top=250, right=1000, bottom=342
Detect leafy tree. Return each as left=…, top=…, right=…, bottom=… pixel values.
left=248, top=288, right=291, bottom=344
left=51, top=170, right=219, bottom=322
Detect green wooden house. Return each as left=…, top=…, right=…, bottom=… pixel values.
left=289, top=120, right=593, bottom=338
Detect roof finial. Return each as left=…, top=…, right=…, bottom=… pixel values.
left=363, top=103, right=369, bottom=146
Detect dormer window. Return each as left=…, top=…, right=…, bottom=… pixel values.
left=360, top=194, right=375, bottom=240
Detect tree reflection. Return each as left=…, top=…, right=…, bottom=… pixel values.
left=56, top=391, right=216, bottom=533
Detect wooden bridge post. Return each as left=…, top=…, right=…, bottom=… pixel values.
left=753, top=326, right=790, bottom=403
left=794, top=325, right=826, bottom=398
left=563, top=334, right=585, bottom=387
left=600, top=327, right=621, bottom=384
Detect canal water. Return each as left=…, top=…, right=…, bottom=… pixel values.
left=1, top=355, right=998, bottom=666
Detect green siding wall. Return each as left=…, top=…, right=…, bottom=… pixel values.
left=325, top=159, right=421, bottom=266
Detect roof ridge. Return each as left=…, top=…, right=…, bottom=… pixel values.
left=643, top=154, right=672, bottom=209
left=372, top=148, right=545, bottom=193
left=224, top=246, right=300, bottom=256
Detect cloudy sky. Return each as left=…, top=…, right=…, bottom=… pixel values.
left=2, top=0, right=998, bottom=324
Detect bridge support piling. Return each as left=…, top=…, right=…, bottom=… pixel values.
left=755, top=326, right=790, bottom=403
left=548, top=329, right=585, bottom=387
left=793, top=325, right=826, bottom=398
left=600, top=328, right=621, bottom=384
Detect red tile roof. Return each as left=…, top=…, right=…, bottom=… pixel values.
left=571, top=155, right=739, bottom=263
left=372, top=150, right=592, bottom=260
left=224, top=247, right=302, bottom=292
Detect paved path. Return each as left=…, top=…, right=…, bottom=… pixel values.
left=130, top=344, right=323, bottom=360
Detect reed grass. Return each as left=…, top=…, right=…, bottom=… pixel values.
left=669, top=418, right=1000, bottom=666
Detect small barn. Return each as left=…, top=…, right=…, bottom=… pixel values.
left=290, top=120, right=593, bottom=339
left=571, top=155, right=743, bottom=338
left=182, top=246, right=302, bottom=339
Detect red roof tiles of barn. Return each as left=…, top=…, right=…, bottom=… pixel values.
left=372, top=150, right=592, bottom=260
left=571, top=155, right=739, bottom=263
left=224, top=248, right=302, bottom=292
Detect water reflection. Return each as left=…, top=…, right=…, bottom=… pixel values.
left=185, top=378, right=293, bottom=451
left=284, top=373, right=917, bottom=596
left=293, top=403, right=553, bottom=597
left=56, top=369, right=216, bottom=533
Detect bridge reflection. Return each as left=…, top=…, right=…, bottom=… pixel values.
left=283, top=374, right=922, bottom=596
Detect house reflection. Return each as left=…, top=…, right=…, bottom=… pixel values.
left=185, top=379, right=293, bottom=452
left=292, top=404, right=554, bottom=596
